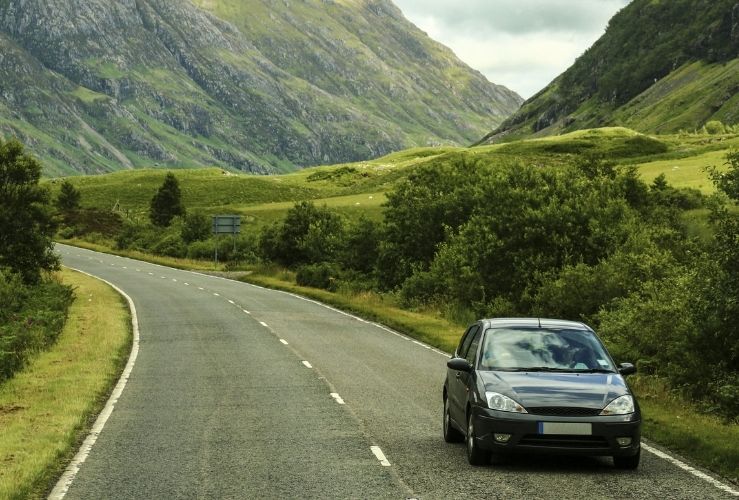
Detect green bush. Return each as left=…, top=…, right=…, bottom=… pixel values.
left=296, top=263, right=341, bottom=291
left=151, top=233, right=187, bottom=258
left=704, top=120, right=726, bottom=135
left=0, top=271, right=74, bottom=382
left=181, top=212, right=211, bottom=244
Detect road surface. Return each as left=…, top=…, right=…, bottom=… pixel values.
left=54, top=244, right=738, bottom=499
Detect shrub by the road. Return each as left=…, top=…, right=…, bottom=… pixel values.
left=0, top=271, right=74, bottom=382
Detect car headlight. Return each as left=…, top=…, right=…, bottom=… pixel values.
left=600, top=395, right=635, bottom=415
left=485, top=392, right=528, bottom=413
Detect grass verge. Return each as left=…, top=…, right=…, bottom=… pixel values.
left=0, top=269, right=131, bottom=499
left=632, top=377, right=739, bottom=483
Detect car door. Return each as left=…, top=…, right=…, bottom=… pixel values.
left=447, top=324, right=481, bottom=426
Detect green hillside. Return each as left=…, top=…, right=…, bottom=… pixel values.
left=481, top=0, right=739, bottom=143
left=49, top=128, right=738, bottom=231
left=0, top=0, right=521, bottom=176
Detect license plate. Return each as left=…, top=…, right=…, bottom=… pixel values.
left=538, top=422, right=592, bottom=435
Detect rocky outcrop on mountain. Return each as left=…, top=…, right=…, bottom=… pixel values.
left=480, top=0, right=738, bottom=144
left=0, top=0, right=521, bottom=175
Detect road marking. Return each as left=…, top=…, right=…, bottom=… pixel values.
left=136, top=269, right=141, bottom=272
left=330, top=393, right=345, bottom=405
left=172, top=279, right=177, bottom=282
left=642, top=443, right=739, bottom=496
left=279, top=339, right=289, bottom=345
left=260, top=321, right=268, bottom=327
left=184, top=283, right=189, bottom=286
left=213, top=293, right=220, bottom=297
left=228, top=299, right=235, bottom=305
left=161, top=276, right=167, bottom=279
left=148, top=272, right=154, bottom=275
left=302, top=361, right=313, bottom=369
left=122, top=266, right=127, bottom=269
left=370, top=446, right=391, bottom=467
left=50, top=268, right=141, bottom=500
left=243, top=310, right=251, bottom=315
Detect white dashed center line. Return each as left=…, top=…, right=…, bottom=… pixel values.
left=259, top=321, right=268, bottom=327
left=228, top=300, right=235, bottom=305
left=213, top=293, right=220, bottom=297
left=279, top=339, right=288, bottom=345
left=243, top=310, right=251, bottom=315
left=370, top=446, right=391, bottom=467
left=302, top=361, right=313, bottom=369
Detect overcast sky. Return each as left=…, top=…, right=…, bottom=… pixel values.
left=393, top=0, right=631, bottom=99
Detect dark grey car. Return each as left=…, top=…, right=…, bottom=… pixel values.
left=443, top=318, right=641, bottom=469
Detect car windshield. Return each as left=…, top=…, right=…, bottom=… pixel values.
left=479, top=327, right=615, bottom=372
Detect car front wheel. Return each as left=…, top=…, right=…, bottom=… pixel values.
left=466, top=413, right=491, bottom=466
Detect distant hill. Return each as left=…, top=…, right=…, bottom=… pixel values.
left=480, top=0, right=739, bottom=144
left=0, top=0, right=521, bottom=176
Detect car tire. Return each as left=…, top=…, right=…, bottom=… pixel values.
left=466, top=413, right=491, bottom=466
left=613, top=448, right=640, bottom=470
left=443, top=396, right=464, bottom=443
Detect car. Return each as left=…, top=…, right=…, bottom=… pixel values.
left=442, top=318, right=641, bottom=469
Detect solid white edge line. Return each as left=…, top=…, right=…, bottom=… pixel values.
left=640, top=443, right=739, bottom=496
left=49, top=267, right=140, bottom=500
left=302, top=361, right=313, bottom=369
left=59, top=245, right=739, bottom=495
left=370, top=446, right=391, bottom=467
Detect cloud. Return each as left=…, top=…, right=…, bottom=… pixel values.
left=393, top=0, right=631, bottom=98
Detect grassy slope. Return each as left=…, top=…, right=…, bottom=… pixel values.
left=0, top=269, right=131, bottom=499
left=47, top=128, right=737, bottom=228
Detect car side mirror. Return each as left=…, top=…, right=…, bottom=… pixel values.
left=618, top=363, right=636, bottom=376
left=447, top=357, right=472, bottom=372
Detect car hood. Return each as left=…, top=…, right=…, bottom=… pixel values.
left=479, top=371, right=630, bottom=409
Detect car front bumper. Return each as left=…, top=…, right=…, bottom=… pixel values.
left=471, top=405, right=641, bottom=457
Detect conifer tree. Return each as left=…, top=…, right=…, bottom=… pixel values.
left=56, top=180, right=81, bottom=213
left=149, top=172, right=185, bottom=227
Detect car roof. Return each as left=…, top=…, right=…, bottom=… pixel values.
left=480, top=318, right=591, bottom=331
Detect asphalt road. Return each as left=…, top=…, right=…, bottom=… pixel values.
left=55, top=244, right=737, bottom=499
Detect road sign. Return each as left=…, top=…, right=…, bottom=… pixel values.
left=212, top=215, right=241, bottom=235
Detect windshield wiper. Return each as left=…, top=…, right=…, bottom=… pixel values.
left=572, top=368, right=616, bottom=374
left=513, top=367, right=574, bottom=372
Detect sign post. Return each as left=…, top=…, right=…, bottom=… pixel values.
left=211, top=215, right=241, bottom=266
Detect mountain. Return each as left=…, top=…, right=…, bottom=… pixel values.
left=480, top=0, right=739, bottom=144
left=0, top=0, right=522, bottom=176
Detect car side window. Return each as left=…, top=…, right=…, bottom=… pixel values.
left=458, top=325, right=480, bottom=359
left=465, top=327, right=483, bottom=365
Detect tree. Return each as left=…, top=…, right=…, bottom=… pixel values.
left=55, top=180, right=81, bottom=213
left=149, top=172, right=185, bottom=227
left=259, top=201, right=344, bottom=266
left=181, top=212, right=211, bottom=243
left=0, top=138, right=59, bottom=283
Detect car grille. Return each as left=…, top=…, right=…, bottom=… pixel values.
left=519, top=434, right=610, bottom=449
left=527, top=407, right=602, bottom=417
